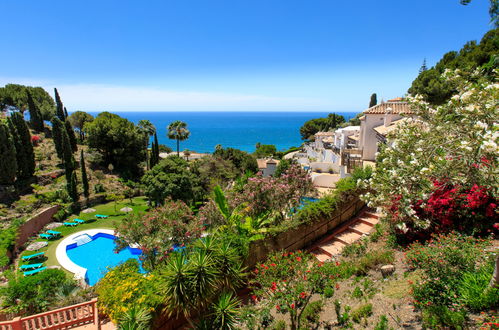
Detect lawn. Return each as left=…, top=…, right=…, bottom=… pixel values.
left=19, top=196, right=149, bottom=273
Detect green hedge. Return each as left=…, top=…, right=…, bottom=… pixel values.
left=266, top=166, right=373, bottom=236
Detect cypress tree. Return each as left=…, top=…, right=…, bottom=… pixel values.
left=64, top=107, right=69, bottom=119
left=369, top=93, right=378, bottom=108
left=54, top=88, right=65, bottom=121
left=26, top=91, right=44, bottom=132
left=80, top=150, right=89, bottom=198
left=65, top=119, right=78, bottom=152
left=150, top=132, right=160, bottom=167
left=9, top=112, right=35, bottom=179
left=51, top=117, right=64, bottom=160
left=66, top=170, right=79, bottom=203
left=62, top=126, right=75, bottom=173
left=0, top=121, right=17, bottom=185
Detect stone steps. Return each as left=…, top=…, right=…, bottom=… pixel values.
left=308, top=208, right=380, bottom=262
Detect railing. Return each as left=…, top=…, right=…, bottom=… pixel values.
left=0, top=298, right=99, bottom=330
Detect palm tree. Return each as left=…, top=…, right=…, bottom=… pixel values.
left=138, top=120, right=156, bottom=170
left=167, top=120, right=190, bottom=157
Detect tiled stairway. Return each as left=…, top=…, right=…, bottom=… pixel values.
left=309, top=208, right=380, bottom=262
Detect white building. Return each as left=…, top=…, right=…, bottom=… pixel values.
left=358, top=101, right=414, bottom=161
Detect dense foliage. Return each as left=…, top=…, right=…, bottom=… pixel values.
left=8, top=112, right=35, bottom=180
left=408, top=28, right=498, bottom=105
left=0, top=84, right=55, bottom=119
left=299, top=113, right=345, bottom=140
left=366, top=69, right=498, bottom=240
left=85, top=112, right=146, bottom=178
left=0, top=120, right=17, bottom=185
left=213, top=146, right=258, bottom=174
left=254, top=143, right=277, bottom=158
left=68, top=111, right=94, bottom=141
left=1, top=269, right=74, bottom=314
left=26, top=90, right=44, bottom=132
left=96, top=260, right=161, bottom=324
left=405, top=233, right=498, bottom=328
left=115, top=198, right=204, bottom=269
left=142, top=156, right=201, bottom=206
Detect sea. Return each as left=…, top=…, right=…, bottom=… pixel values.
left=86, top=111, right=357, bottom=153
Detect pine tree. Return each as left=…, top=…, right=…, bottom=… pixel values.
left=51, top=117, right=64, bottom=160
left=65, top=119, right=78, bottom=152
left=26, top=90, right=44, bottom=132
left=66, top=170, right=79, bottom=203
left=419, top=58, right=428, bottom=74
left=0, top=121, right=17, bottom=185
left=54, top=88, right=65, bottom=121
left=369, top=93, right=378, bottom=108
left=80, top=150, right=89, bottom=198
left=9, top=112, right=35, bottom=179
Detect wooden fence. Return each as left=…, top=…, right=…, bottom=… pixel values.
left=0, top=298, right=99, bottom=330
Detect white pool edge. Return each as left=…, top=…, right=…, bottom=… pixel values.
left=55, top=228, right=116, bottom=282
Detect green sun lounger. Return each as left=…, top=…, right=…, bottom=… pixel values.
left=39, top=233, right=54, bottom=239
left=24, top=266, right=47, bottom=276
left=20, top=263, right=43, bottom=270
left=22, top=252, right=45, bottom=261
left=64, top=222, right=78, bottom=226
left=73, top=218, right=85, bottom=224
left=46, top=230, right=61, bottom=236
left=95, top=214, right=108, bottom=219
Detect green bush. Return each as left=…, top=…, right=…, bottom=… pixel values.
left=351, top=303, right=373, bottom=323
left=421, top=305, right=466, bottom=329
left=355, top=249, right=394, bottom=275
left=342, top=240, right=367, bottom=257
left=271, top=320, right=287, bottom=330
left=300, top=300, right=324, bottom=328
left=0, top=220, right=22, bottom=267
left=459, top=260, right=499, bottom=311
left=406, top=233, right=491, bottom=308
left=0, top=269, right=72, bottom=313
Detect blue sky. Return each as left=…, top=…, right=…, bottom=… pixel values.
left=0, top=0, right=492, bottom=112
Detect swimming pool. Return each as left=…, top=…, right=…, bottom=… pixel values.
left=57, top=230, right=144, bottom=286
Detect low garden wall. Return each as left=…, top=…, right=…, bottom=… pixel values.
left=13, top=205, right=60, bottom=254
left=245, top=195, right=365, bottom=267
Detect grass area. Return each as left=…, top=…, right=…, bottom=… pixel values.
left=18, top=196, right=149, bottom=273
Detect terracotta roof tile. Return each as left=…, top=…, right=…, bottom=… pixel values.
left=364, top=102, right=414, bottom=115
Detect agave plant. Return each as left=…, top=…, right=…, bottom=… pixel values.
left=117, top=306, right=151, bottom=330
left=209, top=291, right=241, bottom=330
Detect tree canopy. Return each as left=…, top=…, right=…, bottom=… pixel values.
left=254, top=143, right=277, bottom=158
left=409, top=28, right=499, bottom=105
left=167, top=120, right=190, bottom=156
left=213, top=146, right=258, bottom=174
left=0, top=84, right=55, bottom=120
left=141, top=156, right=199, bottom=206
left=85, top=112, right=146, bottom=178
left=68, top=111, right=94, bottom=141
left=299, top=113, right=345, bottom=140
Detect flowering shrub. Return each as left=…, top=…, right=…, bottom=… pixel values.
left=250, top=251, right=330, bottom=330
left=364, top=69, right=498, bottom=239
left=406, top=233, right=491, bottom=308
left=95, top=260, right=161, bottom=323
left=237, top=164, right=315, bottom=221
left=115, top=198, right=204, bottom=269
left=31, top=135, right=40, bottom=146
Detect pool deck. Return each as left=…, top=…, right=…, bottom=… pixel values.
left=56, top=228, right=116, bottom=282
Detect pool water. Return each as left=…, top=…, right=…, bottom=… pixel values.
left=66, top=233, right=144, bottom=286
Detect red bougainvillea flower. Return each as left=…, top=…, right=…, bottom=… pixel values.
left=290, top=303, right=295, bottom=309
left=271, top=282, right=277, bottom=292
left=251, top=295, right=257, bottom=302
left=493, top=223, right=499, bottom=231
left=295, top=257, right=302, bottom=262
left=335, top=283, right=340, bottom=290
left=276, top=305, right=280, bottom=311
left=300, top=292, right=307, bottom=299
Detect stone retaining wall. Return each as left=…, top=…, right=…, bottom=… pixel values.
left=245, top=196, right=365, bottom=267
left=14, top=205, right=60, bottom=254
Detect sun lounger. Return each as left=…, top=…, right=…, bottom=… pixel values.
left=22, top=252, right=45, bottom=261
left=20, top=263, right=43, bottom=270
left=73, top=219, right=85, bottom=224
left=24, top=266, right=47, bottom=276
left=46, top=230, right=61, bottom=236
left=39, top=233, right=54, bottom=239
left=95, top=214, right=108, bottom=219
left=64, top=222, right=78, bottom=226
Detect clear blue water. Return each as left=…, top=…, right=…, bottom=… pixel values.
left=66, top=234, right=143, bottom=286
left=86, top=111, right=356, bottom=153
